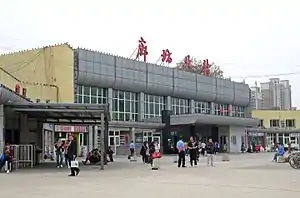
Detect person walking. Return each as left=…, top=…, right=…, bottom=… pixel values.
left=151, top=140, right=161, bottom=170
left=67, top=135, right=80, bottom=176
left=140, top=141, right=148, bottom=163
left=206, top=138, right=215, bottom=167
left=54, top=139, right=64, bottom=168
left=176, top=136, right=186, bottom=168
left=187, top=137, right=198, bottom=167
left=129, top=141, right=135, bottom=158
left=0, top=142, right=12, bottom=173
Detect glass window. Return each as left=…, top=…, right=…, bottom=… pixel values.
left=144, top=94, right=166, bottom=119
left=171, top=98, right=190, bottom=115
left=91, top=87, right=97, bottom=96
left=125, top=101, right=130, bottom=112
left=84, top=96, right=90, bottom=103
left=112, top=89, right=139, bottom=121
left=194, top=101, right=211, bottom=114
left=77, top=85, right=83, bottom=94
left=84, top=86, right=90, bottom=95
left=76, top=85, right=108, bottom=105
left=77, top=95, right=82, bottom=103
left=91, top=97, right=97, bottom=104
left=118, top=91, right=124, bottom=99
left=125, top=92, right=131, bottom=100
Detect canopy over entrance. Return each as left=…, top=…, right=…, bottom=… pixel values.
left=5, top=102, right=110, bottom=124
left=5, top=102, right=110, bottom=169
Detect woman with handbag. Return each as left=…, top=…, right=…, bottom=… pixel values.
left=67, top=135, right=80, bottom=176
left=151, top=140, right=161, bottom=170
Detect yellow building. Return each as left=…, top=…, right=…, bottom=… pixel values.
left=0, top=43, right=74, bottom=103
left=251, top=110, right=300, bottom=148
left=252, top=110, right=299, bottom=128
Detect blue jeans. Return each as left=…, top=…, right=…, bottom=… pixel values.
left=273, top=153, right=282, bottom=161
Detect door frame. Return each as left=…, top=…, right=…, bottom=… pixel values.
left=108, top=130, right=120, bottom=155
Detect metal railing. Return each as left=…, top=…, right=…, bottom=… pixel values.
left=10, top=144, right=36, bottom=170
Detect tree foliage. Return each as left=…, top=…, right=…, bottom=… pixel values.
left=176, top=57, right=224, bottom=78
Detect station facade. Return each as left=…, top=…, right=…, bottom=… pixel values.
left=0, top=43, right=257, bottom=154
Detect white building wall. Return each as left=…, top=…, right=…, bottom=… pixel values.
left=229, top=126, right=244, bottom=152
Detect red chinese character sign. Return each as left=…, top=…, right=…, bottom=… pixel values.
left=158, top=49, right=172, bottom=66
left=203, top=59, right=211, bottom=76
left=135, top=37, right=148, bottom=62
left=184, top=55, right=192, bottom=68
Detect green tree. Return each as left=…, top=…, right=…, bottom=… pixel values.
left=176, top=57, right=224, bottom=78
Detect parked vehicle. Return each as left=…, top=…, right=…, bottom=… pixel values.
left=289, top=152, right=300, bottom=169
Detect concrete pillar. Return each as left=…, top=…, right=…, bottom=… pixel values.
left=94, top=125, right=98, bottom=149
left=88, top=125, right=93, bottom=151
left=0, top=105, right=4, bottom=151
left=139, top=92, right=144, bottom=121
left=211, top=102, right=215, bottom=115
left=130, top=127, right=137, bottom=162
left=190, top=99, right=195, bottom=114
left=166, top=96, right=172, bottom=111
left=20, top=114, right=29, bottom=144
left=108, top=88, right=113, bottom=118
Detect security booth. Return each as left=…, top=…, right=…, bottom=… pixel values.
left=4, top=102, right=110, bottom=170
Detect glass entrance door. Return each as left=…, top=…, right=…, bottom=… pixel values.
left=109, top=130, right=120, bottom=155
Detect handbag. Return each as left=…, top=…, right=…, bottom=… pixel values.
left=70, top=160, right=79, bottom=168
left=151, top=152, right=162, bottom=159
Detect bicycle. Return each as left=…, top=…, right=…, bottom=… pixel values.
left=289, top=154, right=300, bottom=169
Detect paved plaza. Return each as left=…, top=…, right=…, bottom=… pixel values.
left=1, top=153, right=299, bottom=198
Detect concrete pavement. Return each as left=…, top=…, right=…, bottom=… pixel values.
left=0, top=153, right=299, bottom=198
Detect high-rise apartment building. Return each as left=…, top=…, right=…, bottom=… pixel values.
left=251, top=78, right=292, bottom=110
left=250, top=82, right=263, bottom=109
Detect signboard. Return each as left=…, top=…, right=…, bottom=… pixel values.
left=290, top=133, right=300, bottom=138
left=54, top=125, right=88, bottom=133
left=248, top=132, right=264, bottom=137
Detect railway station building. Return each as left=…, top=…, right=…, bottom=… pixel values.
left=0, top=43, right=258, bottom=155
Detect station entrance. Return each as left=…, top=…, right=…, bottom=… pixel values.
left=2, top=102, right=110, bottom=170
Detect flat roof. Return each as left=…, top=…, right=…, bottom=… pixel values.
left=5, top=102, right=110, bottom=124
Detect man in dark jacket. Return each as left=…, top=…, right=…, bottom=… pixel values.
left=187, top=137, right=198, bottom=166
left=206, top=138, right=215, bottom=167
left=67, top=135, right=80, bottom=176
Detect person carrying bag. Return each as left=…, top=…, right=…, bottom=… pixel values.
left=151, top=141, right=161, bottom=170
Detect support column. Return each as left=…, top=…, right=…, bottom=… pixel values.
left=0, top=105, right=4, bottom=152
left=130, top=127, right=137, bottom=162
left=108, top=88, right=113, bottom=118
left=166, top=96, right=172, bottom=111
left=88, top=125, right=93, bottom=151
left=190, top=99, right=195, bottom=114
left=210, top=102, right=215, bottom=115
left=20, top=114, right=29, bottom=143
left=94, top=125, right=98, bottom=149
left=100, top=113, right=105, bottom=170
left=139, top=92, right=144, bottom=121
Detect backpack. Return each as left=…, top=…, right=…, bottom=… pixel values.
left=140, top=146, right=146, bottom=155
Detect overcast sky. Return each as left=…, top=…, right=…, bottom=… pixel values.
left=1, top=0, right=300, bottom=106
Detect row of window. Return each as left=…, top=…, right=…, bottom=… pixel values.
left=259, top=119, right=296, bottom=128
left=75, top=85, right=247, bottom=120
